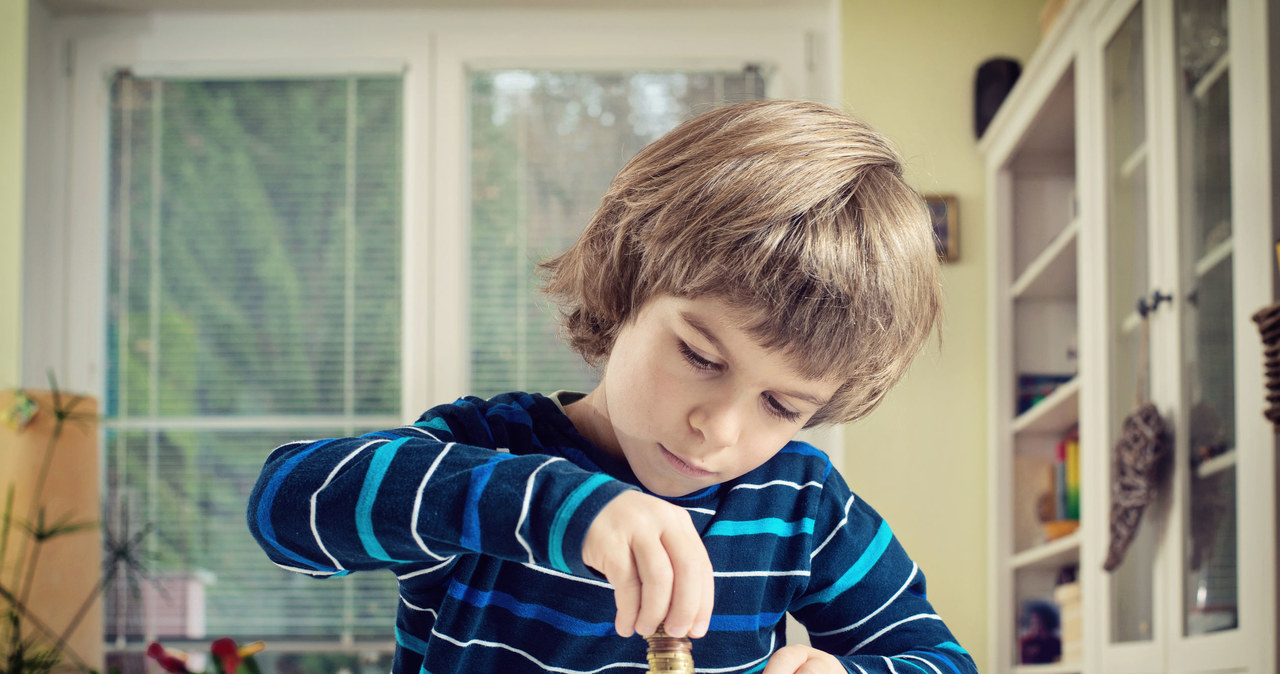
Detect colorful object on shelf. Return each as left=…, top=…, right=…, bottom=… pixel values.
left=1018, top=600, right=1060, bottom=665
left=0, top=390, right=39, bottom=431
left=1016, top=373, right=1074, bottom=415
left=1060, top=429, right=1080, bottom=521
left=146, top=639, right=265, bottom=674
left=1036, top=427, right=1081, bottom=543
left=1041, top=519, right=1079, bottom=542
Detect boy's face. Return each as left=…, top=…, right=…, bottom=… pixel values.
left=576, top=295, right=841, bottom=498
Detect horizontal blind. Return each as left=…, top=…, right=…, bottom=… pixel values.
left=468, top=69, right=765, bottom=398
left=103, top=74, right=403, bottom=647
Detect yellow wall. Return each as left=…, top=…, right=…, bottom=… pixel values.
left=841, top=0, right=1043, bottom=668
left=1, top=0, right=25, bottom=390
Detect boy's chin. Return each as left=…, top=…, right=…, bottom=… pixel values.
left=638, top=475, right=718, bottom=499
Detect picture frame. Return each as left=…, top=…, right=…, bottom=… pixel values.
left=925, top=194, right=960, bottom=262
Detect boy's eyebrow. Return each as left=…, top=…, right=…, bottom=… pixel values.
left=680, top=311, right=728, bottom=354
left=679, top=310, right=829, bottom=408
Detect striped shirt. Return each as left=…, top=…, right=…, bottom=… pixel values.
left=247, top=391, right=977, bottom=673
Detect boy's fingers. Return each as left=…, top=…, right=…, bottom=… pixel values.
left=761, top=645, right=844, bottom=674
left=633, top=534, right=675, bottom=637
left=662, top=524, right=712, bottom=638
left=692, top=548, right=715, bottom=638
left=761, top=646, right=807, bottom=674
left=609, top=553, right=642, bottom=637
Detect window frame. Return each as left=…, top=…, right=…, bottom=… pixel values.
left=24, top=2, right=844, bottom=654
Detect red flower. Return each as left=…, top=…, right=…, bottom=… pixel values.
left=210, top=637, right=241, bottom=674
left=146, top=642, right=190, bottom=674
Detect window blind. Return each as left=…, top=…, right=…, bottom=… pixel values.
left=467, top=70, right=765, bottom=397
left=103, top=74, right=403, bottom=650
left=101, top=66, right=763, bottom=663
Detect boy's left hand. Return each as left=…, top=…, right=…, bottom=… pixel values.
left=761, top=645, right=844, bottom=674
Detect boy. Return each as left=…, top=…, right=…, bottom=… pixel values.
left=248, top=100, right=977, bottom=674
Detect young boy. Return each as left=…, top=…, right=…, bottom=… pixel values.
left=248, top=99, right=977, bottom=674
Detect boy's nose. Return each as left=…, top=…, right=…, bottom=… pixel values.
left=688, top=398, right=741, bottom=450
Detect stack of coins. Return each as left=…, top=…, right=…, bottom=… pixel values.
left=644, top=625, right=694, bottom=674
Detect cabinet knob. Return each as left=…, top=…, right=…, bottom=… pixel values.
left=1136, top=290, right=1173, bottom=317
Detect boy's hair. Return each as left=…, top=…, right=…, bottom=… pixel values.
left=540, top=99, right=941, bottom=426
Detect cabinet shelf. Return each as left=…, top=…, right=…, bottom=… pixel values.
left=1120, top=142, right=1147, bottom=179
left=1012, top=219, right=1079, bottom=300
left=1012, top=378, right=1079, bottom=436
left=986, top=2, right=1276, bottom=671
left=1194, top=234, right=1232, bottom=278
left=1191, top=50, right=1230, bottom=101
left=1195, top=448, right=1237, bottom=479
left=1012, top=531, right=1081, bottom=571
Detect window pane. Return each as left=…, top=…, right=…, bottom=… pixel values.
left=104, top=74, right=403, bottom=647
left=467, top=70, right=764, bottom=397
left=1103, top=4, right=1156, bottom=644
left=1175, top=0, right=1238, bottom=637
left=106, top=77, right=401, bottom=419
left=102, top=428, right=400, bottom=642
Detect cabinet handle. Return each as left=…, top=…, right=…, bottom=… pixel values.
left=1136, top=290, right=1173, bottom=317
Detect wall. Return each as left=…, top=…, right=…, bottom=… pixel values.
left=840, top=0, right=1044, bottom=669
left=0, top=391, right=103, bottom=669
left=1, top=0, right=26, bottom=390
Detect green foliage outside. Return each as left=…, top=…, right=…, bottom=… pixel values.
left=105, top=76, right=403, bottom=646
left=102, top=68, right=761, bottom=670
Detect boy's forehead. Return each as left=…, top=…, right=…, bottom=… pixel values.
left=662, top=296, right=842, bottom=394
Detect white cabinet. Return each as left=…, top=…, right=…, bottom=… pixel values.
left=982, top=1, right=1278, bottom=672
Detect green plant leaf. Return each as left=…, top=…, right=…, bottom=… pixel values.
left=17, top=510, right=98, bottom=542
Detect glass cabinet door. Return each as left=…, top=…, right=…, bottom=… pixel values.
left=1174, top=0, right=1238, bottom=638
left=1104, top=2, right=1157, bottom=645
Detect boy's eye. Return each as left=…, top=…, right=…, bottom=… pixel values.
left=763, top=394, right=802, bottom=423
left=678, top=341, right=720, bottom=371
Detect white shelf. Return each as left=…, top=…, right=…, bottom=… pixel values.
left=1194, top=234, right=1232, bottom=278
left=1192, top=50, right=1230, bottom=101
left=1013, top=378, right=1080, bottom=436
left=1119, top=142, right=1147, bottom=179
left=1012, top=219, right=1079, bottom=300
left=1012, top=531, right=1081, bottom=571
left=1195, top=449, right=1237, bottom=479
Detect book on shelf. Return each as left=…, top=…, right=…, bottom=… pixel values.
left=1038, top=427, right=1080, bottom=542
left=1054, top=577, right=1082, bottom=664
left=1060, top=428, right=1079, bottom=521
left=1017, top=373, right=1075, bottom=416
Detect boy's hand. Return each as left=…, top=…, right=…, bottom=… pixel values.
left=761, top=645, right=845, bottom=674
left=583, top=490, right=714, bottom=640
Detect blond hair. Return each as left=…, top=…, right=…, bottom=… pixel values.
left=540, top=99, right=941, bottom=426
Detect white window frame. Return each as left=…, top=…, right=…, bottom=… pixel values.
left=32, top=5, right=839, bottom=414
left=23, top=2, right=845, bottom=650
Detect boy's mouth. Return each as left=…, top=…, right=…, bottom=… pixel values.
left=659, top=444, right=714, bottom=478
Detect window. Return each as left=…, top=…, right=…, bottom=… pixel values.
left=28, top=7, right=833, bottom=666
left=468, top=69, right=765, bottom=396
left=103, top=74, right=404, bottom=651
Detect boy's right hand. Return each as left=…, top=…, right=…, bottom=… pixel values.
left=583, top=490, right=714, bottom=640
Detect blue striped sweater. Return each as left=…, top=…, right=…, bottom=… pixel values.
left=247, top=392, right=977, bottom=673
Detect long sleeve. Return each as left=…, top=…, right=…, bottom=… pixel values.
left=246, top=395, right=635, bottom=581
left=788, top=469, right=979, bottom=674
